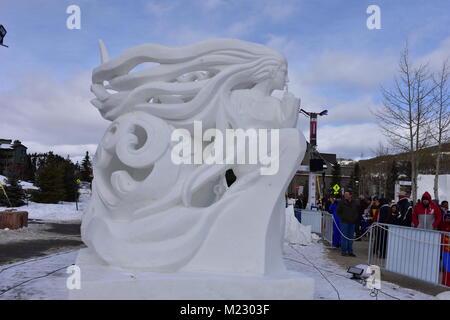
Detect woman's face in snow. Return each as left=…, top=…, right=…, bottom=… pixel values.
left=271, top=64, right=288, bottom=91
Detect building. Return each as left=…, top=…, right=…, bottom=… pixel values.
left=0, top=139, right=28, bottom=178
left=287, top=144, right=355, bottom=200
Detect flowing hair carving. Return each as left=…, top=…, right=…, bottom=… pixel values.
left=92, top=38, right=286, bottom=131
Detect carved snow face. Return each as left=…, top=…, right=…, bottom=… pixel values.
left=271, top=64, right=288, bottom=91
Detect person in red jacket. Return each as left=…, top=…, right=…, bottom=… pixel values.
left=412, top=192, right=442, bottom=230
left=441, top=213, right=450, bottom=286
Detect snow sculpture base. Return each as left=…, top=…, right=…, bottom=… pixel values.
left=69, top=248, right=314, bottom=300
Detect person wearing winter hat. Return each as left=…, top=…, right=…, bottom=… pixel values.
left=412, top=192, right=442, bottom=230
left=368, top=196, right=380, bottom=224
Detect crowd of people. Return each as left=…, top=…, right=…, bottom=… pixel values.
left=296, top=190, right=450, bottom=286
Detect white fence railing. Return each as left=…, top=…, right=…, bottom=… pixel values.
left=368, top=223, right=450, bottom=287
left=298, top=209, right=322, bottom=234
left=321, top=211, right=334, bottom=245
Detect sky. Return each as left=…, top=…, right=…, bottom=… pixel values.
left=1, top=0, right=450, bottom=163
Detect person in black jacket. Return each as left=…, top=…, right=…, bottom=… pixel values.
left=373, top=198, right=390, bottom=259
left=397, top=193, right=413, bottom=227
left=337, top=191, right=360, bottom=257
left=294, top=194, right=305, bottom=210
left=387, top=204, right=401, bottom=225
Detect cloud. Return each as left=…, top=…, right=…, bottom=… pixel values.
left=203, top=0, right=226, bottom=10
left=416, top=37, right=450, bottom=72
left=264, top=34, right=299, bottom=57
left=227, top=18, right=259, bottom=38
left=301, top=50, right=397, bottom=89
left=168, top=26, right=221, bottom=45
left=319, top=96, right=379, bottom=125
left=309, top=123, right=387, bottom=159
left=262, top=0, right=299, bottom=22
left=0, top=71, right=109, bottom=162
left=145, top=1, right=177, bottom=16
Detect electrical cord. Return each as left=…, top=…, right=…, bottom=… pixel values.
left=284, top=248, right=401, bottom=300
left=0, top=264, right=73, bottom=297
left=288, top=244, right=341, bottom=300
left=0, top=249, right=77, bottom=274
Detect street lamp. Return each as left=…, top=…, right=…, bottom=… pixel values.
left=0, top=25, right=8, bottom=48
left=299, top=108, right=328, bottom=147
left=299, top=107, right=328, bottom=209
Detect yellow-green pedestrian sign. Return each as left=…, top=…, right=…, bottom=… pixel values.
left=332, top=184, right=341, bottom=195
left=76, top=179, right=81, bottom=183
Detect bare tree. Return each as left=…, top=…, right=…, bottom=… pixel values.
left=373, top=45, right=435, bottom=203
left=431, top=59, right=450, bottom=200
left=370, top=141, right=390, bottom=157
left=370, top=142, right=390, bottom=197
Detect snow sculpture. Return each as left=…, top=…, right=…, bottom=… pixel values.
left=77, top=39, right=311, bottom=299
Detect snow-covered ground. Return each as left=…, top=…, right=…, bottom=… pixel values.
left=0, top=241, right=441, bottom=300
left=284, top=242, right=436, bottom=300
left=0, top=188, right=90, bottom=222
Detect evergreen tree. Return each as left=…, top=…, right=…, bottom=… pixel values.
left=0, top=173, right=26, bottom=207
left=331, top=162, right=341, bottom=194
left=80, top=151, right=93, bottom=182
left=62, top=159, right=79, bottom=202
left=31, top=152, right=81, bottom=203
left=32, top=152, right=66, bottom=203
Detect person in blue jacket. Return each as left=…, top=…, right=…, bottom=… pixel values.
left=328, top=195, right=341, bottom=248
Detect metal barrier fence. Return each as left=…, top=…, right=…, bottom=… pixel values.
left=299, top=209, right=322, bottom=234
left=321, top=211, right=334, bottom=245
left=368, top=223, right=450, bottom=288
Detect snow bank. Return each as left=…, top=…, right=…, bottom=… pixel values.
left=0, top=175, right=38, bottom=190
left=284, top=205, right=312, bottom=246
left=0, top=189, right=90, bottom=222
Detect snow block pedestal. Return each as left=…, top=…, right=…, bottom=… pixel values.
left=69, top=248, right=314, bottom=300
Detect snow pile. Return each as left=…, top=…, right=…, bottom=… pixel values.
left=337, top=159, right=354, bottom=166
left=436, top=291, right=450, bottom=300
left=285, top=205, right=312, bottom=246
left=287, top=198, right=296, bottom=206
left=0, top=175, right=38, bottom=190
left=0, top=189, right=90, bottom=222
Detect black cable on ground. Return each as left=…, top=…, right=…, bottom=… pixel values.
left=0, top=264, right=73, bottom=297
left=288, top=244, right=341, bottom=300
left=0, top=249, right=77, bottom=274
left=285, top=246, right=402, bottom=300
